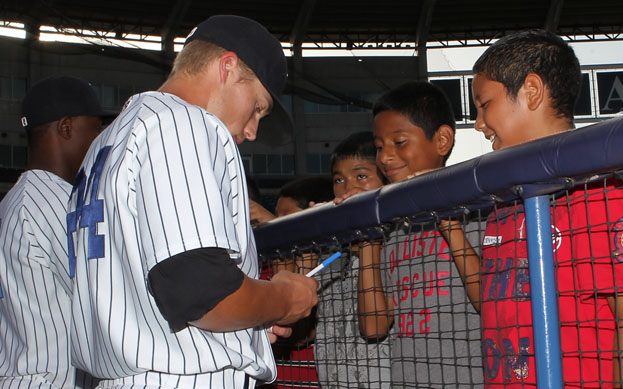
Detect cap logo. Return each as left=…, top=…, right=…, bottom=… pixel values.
left=21, top=117, right=28, bottom=127
left=185, top=27, right=197, bottom=41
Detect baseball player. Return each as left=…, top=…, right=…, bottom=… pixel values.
left=67, top=15, right=318, bottom=389
left=0, top=76, right=113, bottom=388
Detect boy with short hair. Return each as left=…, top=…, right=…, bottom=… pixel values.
left=268, top=162, right=390, bottom=388
left=313, top=131, right=392, bottom=388
left=358, top=81, right=484, bottom=387
left=466, top=29, right=623, bottom=387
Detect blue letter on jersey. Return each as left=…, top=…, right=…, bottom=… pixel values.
left=67, top=146, right=112, bottom=278
left=0, top=218, right=2, bottom=298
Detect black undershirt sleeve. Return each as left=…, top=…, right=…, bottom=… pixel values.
left=147, top=247, right=245, bottom=332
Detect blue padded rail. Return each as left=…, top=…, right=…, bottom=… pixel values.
left=255, top=117, right=623, bottom=254
left=254, top=188, right=381, bottom=254
left=379, top=117, right=623, bottom=222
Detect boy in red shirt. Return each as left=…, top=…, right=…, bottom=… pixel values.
left=450, top=29, right=623, bottom=387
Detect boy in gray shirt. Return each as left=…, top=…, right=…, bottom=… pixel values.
left=315, top=132, right=392, bottom=388
left=358, top=82, right=484, bottom=388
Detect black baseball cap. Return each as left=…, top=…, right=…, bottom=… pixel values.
left=185, top=15, right=293, bottom=144
left=21, top=76, right=117, bottom=129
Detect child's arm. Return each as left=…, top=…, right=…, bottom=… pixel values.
left=357, top=241, right=394, bottom=339
left=439, top=220, right=481, bottom=312
left=295, top=252, right=320, bottom=275
left=272, top=257, right=294, bottom=275
left=249, top=199, right=276, bottom=226
left=608, top=294, right=623, bottom=387
left=272, top=253, right=319, bottom=276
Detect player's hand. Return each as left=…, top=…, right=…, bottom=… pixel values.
left=271, top=271, right=318, bottom=325
left=249, top=200, right=275, bottom=226
left=266, top=324, right=293, bottom=344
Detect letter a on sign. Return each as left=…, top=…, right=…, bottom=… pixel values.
left=602, top=75, right=623, bottom=113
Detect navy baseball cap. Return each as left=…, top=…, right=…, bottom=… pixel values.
left=21, top=76, right=117, bottom=129
left=185, top=15, right=293, bottom=143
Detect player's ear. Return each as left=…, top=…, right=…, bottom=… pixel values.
left=522, top=73, right=546, bottom=111
left=56, top=117, right=72, bottom=140
left=435, top=125, right=455, bottom=157
left=218, top=51, right=240, bottom=85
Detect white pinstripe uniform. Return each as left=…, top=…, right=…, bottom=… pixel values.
left=0, top=170, right=94, bottom=389
left=67, top=91, right=274, bottom=389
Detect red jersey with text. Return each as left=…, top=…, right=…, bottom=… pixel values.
left=481, top=181, right=623, bottom=388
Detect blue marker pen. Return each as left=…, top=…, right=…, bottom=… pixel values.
left=305, top=251, right=342, bottom=277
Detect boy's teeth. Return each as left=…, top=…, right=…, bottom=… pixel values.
left=490, top=134, right=496, bottom=144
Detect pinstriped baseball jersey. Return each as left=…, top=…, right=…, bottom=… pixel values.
left=0, top=170, right=95, bottom=389
left=67, top=92, right=274, bottom=388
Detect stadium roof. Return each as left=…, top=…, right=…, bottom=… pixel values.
left=2, top=0, right=622, bottom=51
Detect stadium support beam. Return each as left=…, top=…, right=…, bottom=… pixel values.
left=161, top=0, right=193, bottom=58
left=21, top=15, right=42, bottom=85
left=416, top=0, right=436, bottom=80
left=291, top=0, right=317, bottom=176
left=289, top=0, right=317, bottom=47
left=544, top=0, right=564, bottom=32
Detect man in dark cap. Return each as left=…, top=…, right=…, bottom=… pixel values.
left=67, top=15, right=318, bottom=388
left=0, top=75, right=113, bottom=388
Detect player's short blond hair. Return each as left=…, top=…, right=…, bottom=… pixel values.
left=170, top=40, right=255, bottom=80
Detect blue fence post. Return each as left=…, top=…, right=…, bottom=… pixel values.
left=524, top=195, right=563, bottom=388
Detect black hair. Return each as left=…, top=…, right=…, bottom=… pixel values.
left=331, top=131, right=389, bottom=184
left=372, top=81, right=456, bottom=162
left=330, top=132, right=376, bottom=170
left=472, top=29, right=581, bottom=120
left=278, top=176, right=334, bottom=210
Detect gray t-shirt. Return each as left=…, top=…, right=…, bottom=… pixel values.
left=314, top=253, right=391, bottom=388
left=381, top=221, right=484, bottom=388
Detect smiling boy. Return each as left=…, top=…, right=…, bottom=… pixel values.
left=472, top=32, right=577, bottom=151
left=468, top=29, right=623, bottom=387
left=357, top=81, right=484, bottom=387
